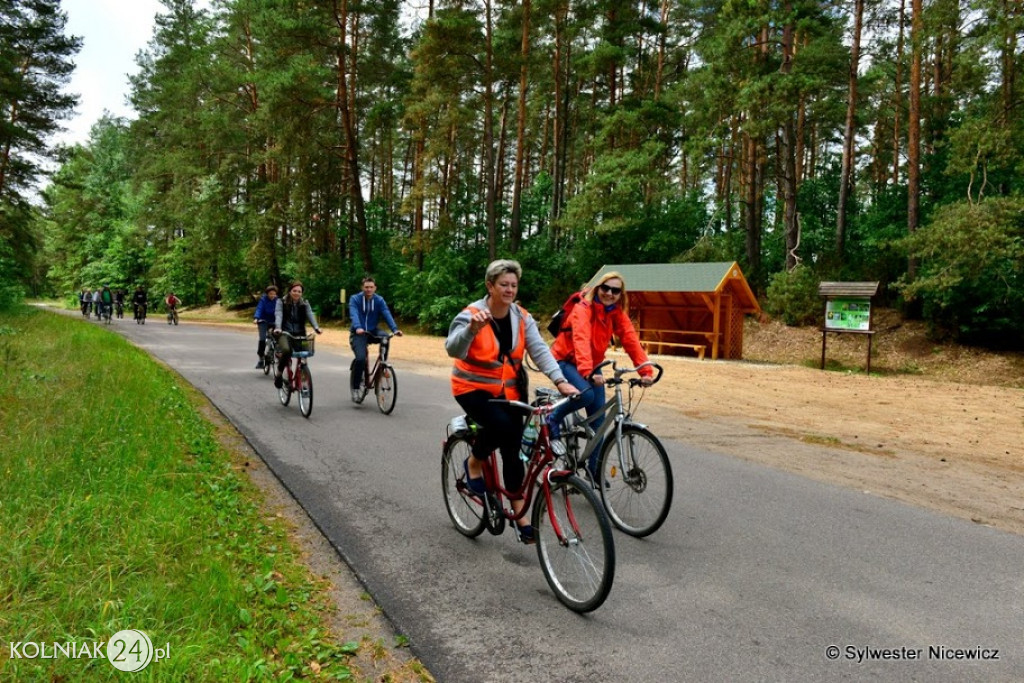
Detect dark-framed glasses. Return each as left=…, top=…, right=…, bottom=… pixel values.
left=598, top=284, right=622, bottom=295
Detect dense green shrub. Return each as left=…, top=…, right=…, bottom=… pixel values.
left=763, top=265, right=821, bottom=326
left=393, top=248, right=479, bottom=335
left=896, top=197, right=1024, bottom=347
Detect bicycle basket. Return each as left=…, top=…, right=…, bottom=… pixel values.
left=292, top=336, right=316, bottom=358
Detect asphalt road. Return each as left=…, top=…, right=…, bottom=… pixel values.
left=87, top=312, right=1023, bottom=682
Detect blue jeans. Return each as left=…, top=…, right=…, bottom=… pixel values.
left=350, top=332, right=381, bottom=390
left=549, top=360, right=606, bottom=472
left=257, top=321, right=271, bottom=356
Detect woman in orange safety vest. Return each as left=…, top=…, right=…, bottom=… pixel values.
left=445, top=259, right=576, bottom=543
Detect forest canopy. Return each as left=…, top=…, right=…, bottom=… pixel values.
left=3, top=0, right=1023, bottom=345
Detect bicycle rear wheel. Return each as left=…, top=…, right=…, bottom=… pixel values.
left=441, top=436, right=486, bottom=537
left=533, top=473, right=615, bottom=613
left=374, top=364, right=397, bottom=415
left=297, top=365, right=313, bottom=418
left=598, top=425, right=673, bottom=537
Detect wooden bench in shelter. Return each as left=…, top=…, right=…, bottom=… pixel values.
left=584, top=262, right=761, bottom=360
left=636, top=329, right=715, bottom=359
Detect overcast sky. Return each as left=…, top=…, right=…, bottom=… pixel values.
left=55, top=0, right=169, bottom=147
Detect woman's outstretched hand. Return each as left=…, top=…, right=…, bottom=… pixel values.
left=468, top=308, right=492, bottom=333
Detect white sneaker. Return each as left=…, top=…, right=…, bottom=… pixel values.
left=352, top=389, right=362, bottom=403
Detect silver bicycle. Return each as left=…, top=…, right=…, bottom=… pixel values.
left=538, top=359, right=672, bottom=538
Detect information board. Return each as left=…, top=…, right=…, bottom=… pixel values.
left=824, top=298, right=871, bottom=331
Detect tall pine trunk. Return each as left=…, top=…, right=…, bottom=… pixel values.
left=836, top=0, right=864, bottom=259
left=779, top=12, right=800, bottom=270
left=907, top=0, right=922, bottom=281
left=482, top=0, right=498, bottom=260
left=333, top=0, right=372, bottom=274
left=509, top=0, right=531, bottom=253
left=893, top=0, right=906, bottom=185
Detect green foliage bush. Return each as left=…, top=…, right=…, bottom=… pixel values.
left=393, top=248, right=478, bottom=335
left=763, top=265, right=821, bottom=326
left=297, top=253, right=349, bottom=320
left=843, top=186, right=909, bottom=297
left=896, top=197, right=1024, bottom=347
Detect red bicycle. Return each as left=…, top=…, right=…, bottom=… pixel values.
left=276, top=332, right=315, bottom=418
left=441, top=394, right=616, bottom=612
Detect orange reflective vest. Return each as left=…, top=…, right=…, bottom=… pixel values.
left=451, top=304, right=527, bottom=400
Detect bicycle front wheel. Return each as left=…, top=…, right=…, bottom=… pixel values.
left=297, top=365, right=313, bottom=418
left=598, top=425, right=673, bottom=537
left=441, top=436, right=486, bottom=538
left=375, top=364, right=397, bottom=415
left=533, top=474, right=615, bottom=613
left=278, top=369, right=292, bottom=406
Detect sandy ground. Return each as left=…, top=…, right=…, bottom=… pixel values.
left=307, top=328, right=1023, bottom=537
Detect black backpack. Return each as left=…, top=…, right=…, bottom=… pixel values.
left=546, top=289, right=587, bottom=337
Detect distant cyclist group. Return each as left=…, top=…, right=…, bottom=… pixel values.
left=251, top=277, right=403, bottom=419
left=78, top=286, right=182, bottom=325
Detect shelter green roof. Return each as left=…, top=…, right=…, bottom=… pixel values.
left=586, top=262, right=745, bottom=293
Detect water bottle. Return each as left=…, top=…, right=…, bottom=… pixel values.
left=520, top=421, right=538, bottom=461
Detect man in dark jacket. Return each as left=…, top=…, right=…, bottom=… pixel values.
left=348, top=277, right=401, bottom=402
left=132, top=286, right=148, bottom=322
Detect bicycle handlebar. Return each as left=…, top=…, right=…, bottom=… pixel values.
left=276, top=331, right=317, bottom=341
left=491, top=392, right=584, bottom=416
left=588, top=359, right=664, bottom=385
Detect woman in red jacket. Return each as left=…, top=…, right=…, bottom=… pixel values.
left=548, top=271, right=653, bottom=481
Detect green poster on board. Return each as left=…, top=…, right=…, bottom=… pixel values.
left=825, top=298, right=871, bottom=331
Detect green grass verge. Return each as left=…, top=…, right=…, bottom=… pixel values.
left=0, top=307, right=394, bottom=681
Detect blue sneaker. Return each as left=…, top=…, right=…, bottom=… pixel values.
left=546, top=415, right=562, bottom=440
left=463, top=458, right=486, bottom=496
left=516, top=524, right=535, bottom=544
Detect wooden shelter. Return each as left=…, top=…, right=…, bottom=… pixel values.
left=586, top=262, right=761, bottom=360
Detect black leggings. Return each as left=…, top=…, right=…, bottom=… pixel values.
left=455, top=390, right=526, bottom=492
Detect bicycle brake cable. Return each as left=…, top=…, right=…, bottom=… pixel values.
left=629, top=381, right=646, bottom=418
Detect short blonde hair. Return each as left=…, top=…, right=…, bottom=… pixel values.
left=586, top=271, right=629, bottom=311
left=484, top=259, right=522, bottom=286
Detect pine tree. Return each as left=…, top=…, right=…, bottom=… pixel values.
left=0, top=0, right=80, bottom=201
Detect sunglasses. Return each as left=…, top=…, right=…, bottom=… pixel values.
left=598, top=284, right=622, bottom=295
